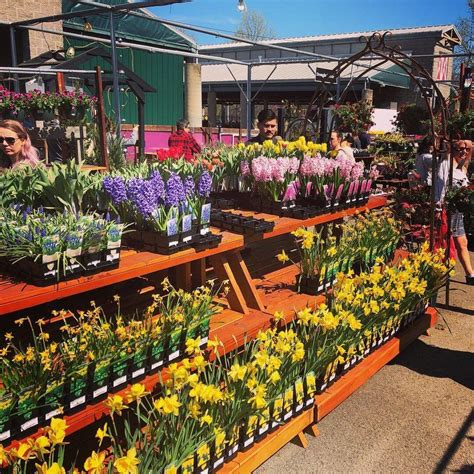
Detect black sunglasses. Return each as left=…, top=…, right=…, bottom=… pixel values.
left=0, top=136, right=18, bottom=146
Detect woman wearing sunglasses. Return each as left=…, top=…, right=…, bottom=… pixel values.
left=0, top=119, right=40, bottom=170
left=436, top=139, right=473, bottom=285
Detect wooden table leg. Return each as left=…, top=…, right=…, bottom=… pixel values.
left=226, top=251, right=265, bottom=312
left=191, top=259, right=207, bottom=288
left=209, top=254, right=250, bottom=315
left=305, top=423, right=320, bottom=437
left=175, top=262, right=192, bottom=292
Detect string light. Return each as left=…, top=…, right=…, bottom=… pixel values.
left=237, top=0, right=247, bottom=12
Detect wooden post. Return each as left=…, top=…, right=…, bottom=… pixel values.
left=95, top=66, right=109, bottom=170
left=56, top=72, right=65, bottom=93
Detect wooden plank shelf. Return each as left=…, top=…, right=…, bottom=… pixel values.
left=221, top=408, right=315, bottom=473
left=315, top=307, right=437, bottom=421
left=216, top=308, right=436, bottom=473
left=0, top=230, right=244, bottom=316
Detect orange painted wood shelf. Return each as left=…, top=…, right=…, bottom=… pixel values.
left=245, top=194, right=388, bottom=242
left=220, top=408, right=314, bottom=473
left=315, top=307, right=437, bottom=421
left=0, top=230, right=244, bottom=316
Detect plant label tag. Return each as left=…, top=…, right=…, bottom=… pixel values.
left=70, top=395, right=86, bottom=409
left=200, top=226, right=210, bottom=235
left=320, top=383, right=327, bottom=391
left=232, top=445, right=239, bottom=455
left=132, top=368, right=145, bottom=379
left=259, top=424, right=268, bottom=435
left=93, top=386, right=108, bottom=398
left=200, top=469, right=209, bottom=474
left=284, top=411, right=292, bottom=421
left=21, top=417, right=39, bottom=432
left=295, top=403, right=303, bottom=412
left=169, top=350, right=180, bottom=361
left=167, top=218, right=178, bottom=237
left=106, top=250, right=120, bottom=262
left=182, top=235, right=192, bottom=243
left=200, top=336, right=209, bottom=346
left=384, top=336, right=389, bottom=342
left=306, top=398, right=314, bottom=407
left=364, top=349, right=370, bottom=355
left=46, top=408, right=62, bottom=420
left=0, top=430, right=10, bottom=442
left=372, top=341, right=377, bottom=347
left=329, top=373, right=336, bottom=382
left=182, top=214, right=192, bottom=233
left=113, top=375, right=127, bottom=387
left=244, top=436, right=254, bottom=447
left=214, top=458, right=224, bottom=469
left=151, top=360, right=163, bottom=370
left=201, top=203, right=211, bottom=224
left=318, top=284, right=324, bottom=292
left=344, top=362, right=350, bottom=370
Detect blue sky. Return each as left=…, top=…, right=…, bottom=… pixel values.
left=151, top=0, right=470, bottom=45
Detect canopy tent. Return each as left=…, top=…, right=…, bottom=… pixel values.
left=62, top=0, right=195, bottom=52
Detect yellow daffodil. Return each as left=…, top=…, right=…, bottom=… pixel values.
left=35, top=462, right=66, bottom=474
left=105, top=395, right=128, bottom=416
left=84, top=450, right=106, bottom=473
left=154, top=395, right=182, bottom=416
left=126, top=383, right=147, bottom=403
left=276, top=250, right=290, bottom=263
left=114, top=447, right=140, bottom=474
left=95, top=422, right=109, bottom=447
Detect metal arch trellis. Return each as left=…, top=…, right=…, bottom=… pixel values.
left=300, top=31, right=451, bottom=255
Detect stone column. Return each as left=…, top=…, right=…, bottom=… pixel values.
left=185, top=61, right=202, bottom=127
left=208, top=90, right=217, bottom=127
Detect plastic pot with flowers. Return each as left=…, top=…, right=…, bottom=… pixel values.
left=0, top=280, right=221, bottom=444
left=103, top=168, right=214, bottom=254
left=0, top=206, right=124, bottom=285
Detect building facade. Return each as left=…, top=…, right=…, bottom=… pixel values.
left=199, top=25, right=461, bottom=128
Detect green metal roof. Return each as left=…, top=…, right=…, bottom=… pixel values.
left=370, top=63, right=411, bottom=89
left=62, top=0, right=195, bottom=52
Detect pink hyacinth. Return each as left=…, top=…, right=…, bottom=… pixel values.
left=350, top=162, right=364, bottom=180
left=251, top=156, right=273, bottom=182
left=240, top=160, right=250, bottom=177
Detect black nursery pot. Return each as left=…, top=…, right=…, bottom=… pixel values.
left=298, top=274, right=323, bottom=295
left=14, top=258, right=59, bottom=286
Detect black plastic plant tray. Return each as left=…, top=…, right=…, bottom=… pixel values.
left=191, top=233, right=223, bottom=251
left=211, top=211, right=275, bottom=235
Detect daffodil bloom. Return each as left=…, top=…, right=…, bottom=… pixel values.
left=84, top=450, right=106, bottom=473
left=228, top=363, right=247, bottom=381
left=114, top=447, right=140, bottom=474
left=49, top=418, right=68, bottom=433
left=154, top=395, right=182, bottom=416
left=200, top=413, right=213, bottom=426
left=95, top=422, right=109, bottom=447
left=276, top=250, right=290, bottom=263
left=30, top=435, right=50, bottom=455
left=35, top=462, right=66, bottom=474
left=105, top=395, right=128, bottom=416
left=10, top=442, right=31, bottom=461
left=127, top=383, right=147, bottom=403
left=0, top=444, right=8, bottom=465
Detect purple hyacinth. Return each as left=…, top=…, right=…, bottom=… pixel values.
left=165, top=173, right=186, bottom=207
left=197, top=171, right=212, bottom=198
left=183, top=175, right=196, bottom=198
left=127, top=178, right=156, bottom=216
left=103, top=176, right=127, bottom=205
left=148, top=170, right=165, bottom=203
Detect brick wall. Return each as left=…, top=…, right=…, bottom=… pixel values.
left=3, top=0, right=63, bottom=59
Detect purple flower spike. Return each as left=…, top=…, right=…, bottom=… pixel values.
left=165, top=173, right=186, bottom=207
left=197, top=171, right=212, bottom=198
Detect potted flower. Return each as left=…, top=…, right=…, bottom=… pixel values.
left=26, top=90, right=58, bottom=121
left=56, top=90, right=96, bottom=121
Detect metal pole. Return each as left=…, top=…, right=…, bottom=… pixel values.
left=109, top=11, right=121, bottom=131
left=336, top=60, right=341, bottom=101
left=246, top=65, right=252, bottom=140
left=9, top=26, right=19, bottom=92
left=95, top=66, right=109, bottom=170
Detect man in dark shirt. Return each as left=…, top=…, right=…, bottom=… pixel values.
left=168, top=119, right=201, bottom=160
left=358, top=127, right=371, bottom=150
left=246, top=109, right=278, bottom=145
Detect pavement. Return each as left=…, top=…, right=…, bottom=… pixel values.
left=257, top=253, right=474, bottom=474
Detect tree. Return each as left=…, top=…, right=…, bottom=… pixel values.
left=453, top=1, right=474, bottom=79
left=235, top=10, right=275, bottom=41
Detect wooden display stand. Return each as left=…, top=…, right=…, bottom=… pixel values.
left=217, top=307, right=437, bottom=473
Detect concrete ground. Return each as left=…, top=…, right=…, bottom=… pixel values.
left=257, top=254, right=474, bottom=474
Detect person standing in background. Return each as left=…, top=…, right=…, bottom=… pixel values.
left=168, top=119, right=201, bottom=161
left=0, top=119, right=40, bottom=170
